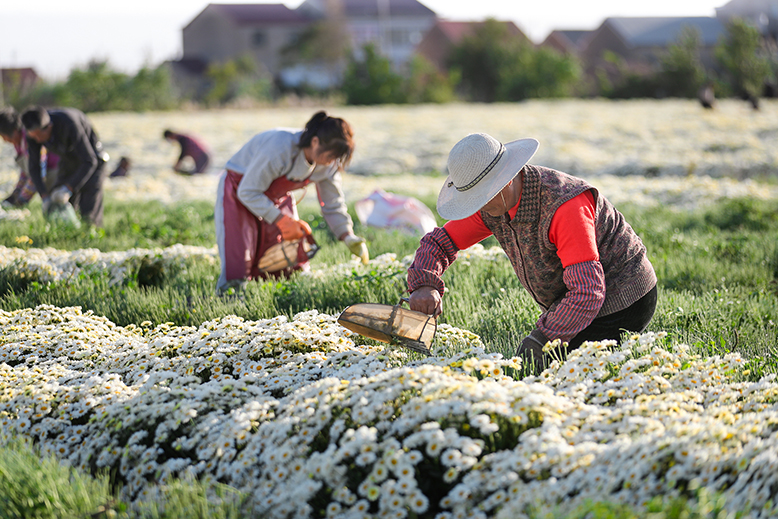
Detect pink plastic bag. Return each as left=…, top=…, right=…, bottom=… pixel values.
left=355, top=189, right=437, bottom=236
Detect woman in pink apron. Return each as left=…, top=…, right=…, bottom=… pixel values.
left=215, top=111, right=369, bottom=294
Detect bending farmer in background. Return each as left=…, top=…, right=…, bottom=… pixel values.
left=22, top=106, right=108, bottom=227
left=163, top=129, right=211, bottom=175
left=408, top=133, right=657, bottom=370
left=0, top=107, right=59, bottom=208
left=215, top=111, right=369, bottom=294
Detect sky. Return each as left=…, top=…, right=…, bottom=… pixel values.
left=0, top=0, right=727, bottom=80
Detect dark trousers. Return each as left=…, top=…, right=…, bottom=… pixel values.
left=193, top=152, right=211, bottom=174
left=568, top=284, right=658, bottom=350
left=69, top=164, right=106, bottom=227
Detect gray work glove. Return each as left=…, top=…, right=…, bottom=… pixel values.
left=516, top=328, right=551, bottom=373
left=50, top=185, right=72, bottom=205
left=344, top=234, right=369, bottom=264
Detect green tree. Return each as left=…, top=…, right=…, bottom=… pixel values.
left=448, top=19, right=515, bottom=102
left=499, top=45, right=580, bottom=100
left=715, top=18, right=771, bottom=98
left=660, top=26, right=707, bottom=97
left=203, top=54, right=270, bottom=107
left=449, top=19, right=580, bottom=102
left=403, top=55, right=459, bottom=103
left=126, top=65, right=178, bottom=111
left=43, top=60, right=179, bottom=112
left=281, top=18, right=351, bottom=67
left=597, top=50, right=665, bottom=99
left=52, top=60, right=130, bottom=112
left=341, top=43, right=406, bottom=105
left=1, top=70, right=56, bottom=110
left=278, top=18, right=351, bottom=94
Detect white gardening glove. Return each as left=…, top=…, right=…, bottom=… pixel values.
left=344, top=234, right=369, bottom=264
left=50, top=185, right=72, bottom=205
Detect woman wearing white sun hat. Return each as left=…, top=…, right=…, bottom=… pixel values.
left=407, top=132, right=657, bottom=369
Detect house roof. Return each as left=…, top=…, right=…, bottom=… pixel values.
left=435, top=21, right=477, bottom=41
left=1, top=67, right=40, bottom=86
left=542, top=29, right=593, bottom=51
left=552, top=30, right=592, bottom=47
left=605, top=17, right=726, bottom=47
left=431, top=20, right=528, bottom=43
left=717, top=0, right=778, bottom=14
left=334, top=0, right=435, bottom=17
left=1, top=67, right=39, bottom=81
left=188, top=1, right=434, bottom=29
left=205, top=3, right=312, bottom=26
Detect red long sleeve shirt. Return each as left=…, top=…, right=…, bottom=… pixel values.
left=409, top=190, right=604, bottom=342
left=444, top=190, right=598, bottom=266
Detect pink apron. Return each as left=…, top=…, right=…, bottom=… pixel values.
left=221, top=170, right=312, bottom=281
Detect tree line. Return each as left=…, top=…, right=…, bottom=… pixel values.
left=2, top=18, right=775, bottom=112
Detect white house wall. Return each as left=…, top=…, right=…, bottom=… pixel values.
left=349, top=14, right=435, bottom=69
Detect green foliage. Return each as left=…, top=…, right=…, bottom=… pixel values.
left=0, top=437, right=114, bottom=519
left=1, top=193, right=777, bottom=517
left=1, top=194, right=778, bottom=364
left=404, top=55, right=459, bottom=104
left=715, top=18, right=772, bottom=98
left=203, top=55, right=272, bottom=107
left=499, top=45, right=581, bottom=100
left=341, top=43, right=407, bottom=105
left=281, top=18, right=350, bottom=66
left=52, top=60, right=129, bottom=112
left=341, top=46, right=459, bottom=105
left=606, top=73, right=664, bottom=99
left=0, top=436, right=746, bottom=518
left=605, top=25, right=709, bottom=99
left=557, top=487, right=740, bottom=519
left=597, top=51, right=663, bottom=99
left=125, top=66, right=179, bottom=111
left=0, top=199, right=215, bottom=252
left=448, top=19, right=580, bottom=102
left=599, top=20, right=773, bottom=100
left=660, top=27, right=707, bottom=98
left=0, top=71, right=58, bottom=109
left=126, top=479, right=247, bottom=519
left=448, top=19, right=516, bottom=102
left=0, top=438, right=249, bottom=519
left=48, top=60, right=178, bottom=113
left=702, top=197, right=778, bottom=231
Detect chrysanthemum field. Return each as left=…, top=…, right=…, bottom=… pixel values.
left=1, top=101, right=778, bottom=518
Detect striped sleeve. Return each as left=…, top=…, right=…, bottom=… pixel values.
left=407, top=227, right=459, bottom=294
left=536, top=260, right=606, bottom=342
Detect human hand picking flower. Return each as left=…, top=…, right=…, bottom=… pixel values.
left=344, top=234, right=369, bottom=264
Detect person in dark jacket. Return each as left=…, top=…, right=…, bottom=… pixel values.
left=22, top=106, right=108, bottom=226
left=0, top=107, right=59, bottom=208
left=163, top=129, right=211, bottom=175
left=407, top=133, right=657, bottom=370
left=109, top=156, right=132, bottom=178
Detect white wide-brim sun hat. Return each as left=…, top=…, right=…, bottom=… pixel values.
left=437, top=133, right=539, bottom=221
